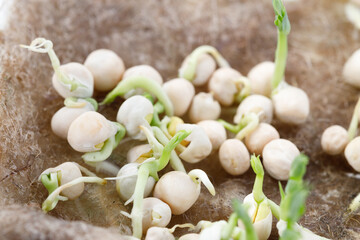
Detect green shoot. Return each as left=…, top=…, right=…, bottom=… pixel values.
left=347, top=97, right=360, bottom=140
left=218, top=119, right=243, bottom=133
left=179, top=45, right=230, bottom=81
left=82, top=123, right=126, bottom=163
left=279, top=154, right=309, bottom=240
left=131, top=130, right=190, bottom=238
left=42, top=176, right=106, bottom=212
left=218, top=113, right=259, bottom=140
left=250, top=155, right=265, bottom=203
left=64, top=97, right=98, bottom=111
left=221, top=213, right=238, bottom=240
left=271, top=0, right=291, bottom=93
left=232, top=199, right=258, bottom=240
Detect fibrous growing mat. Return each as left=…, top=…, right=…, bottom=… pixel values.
left=0, top=0, right=360, bottom=239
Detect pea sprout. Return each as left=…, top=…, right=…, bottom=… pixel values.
left=101, top=76, right=174, bottom=116
left=40, top=162, right=106, bottom=212
left=20, top=38, right=93, bottom=98
left=64, top=97, right=98, bottom=111
left=271, top=0, right=291, bottom=92
left=219, top=112, right=259, bottom=141
left=179, top=45, right=230, bottom=83
left=81, top=122, right=126, bottom=163
left=208, top=68, right=251, bottom=106
left=266, top=154, right=329, bottom=240
left=130, top=129, right=190, bottom=238
left=347, top=97, right=360, bottom=140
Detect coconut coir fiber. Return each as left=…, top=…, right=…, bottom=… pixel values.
left=0, top=0, right=360, bottom=239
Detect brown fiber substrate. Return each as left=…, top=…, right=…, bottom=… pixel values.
left=0, top=0, right=359, bottom=239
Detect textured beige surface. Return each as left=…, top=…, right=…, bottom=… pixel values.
left=0, top=205, right=130, bottom=240
left=0, top=0, right=360, bottom=239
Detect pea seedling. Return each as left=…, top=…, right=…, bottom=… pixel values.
left=142, top=197, right=172, bottom=232
left=21, top=38, right=94, bottom=98
left=241, top=156, right=273, bottom=240
left=175, top=123, right=212, bottom=163
left=123, top=65, right=163, bottom=99
left=153, top=170, right=215, bottom=215
left=179, top=45, right=229, bottom=86
left=218, top=139, right=250, bottom=176
left=270, top=0, right=310, bottom=125
left=114, top=163, right=156, bottom=203
left=67, top=111, right=126, bottom=164
left=189, top=92, right=221, bottom=123
left=344, top=98, right=360, bottom=172
left=247, top=61, right=276, bottom=97
left=40, top=162, right=106, bottom=212
left=84, top=49, right=125, bottom=92
left=219, top=112, right=260, bottom=141
left=129, top=129, right=190, bottom=238
left=162, top=78, right=195, bottom=116
left=208, top=68, right=251, bottom=106
left=234, top=94, right=273, bottom=124
left=101, top=76, right=174, bottom=116
left=51, top=97, right=97, bottom=139
left=262, top=138, right=300, bottom=181
left=117, top=95, right=154, bottom=140
left=221, top=200, right=258, bottom=240
left=270, top=154, right=329, bottom=240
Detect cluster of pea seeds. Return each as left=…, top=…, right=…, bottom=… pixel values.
left=19, top=1, right=346, bottom=240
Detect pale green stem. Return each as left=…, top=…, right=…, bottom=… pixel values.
left=131, top=165, right=150, bottom=239
left=82, top=123, right=126, bottom=163
left=234, top=76, right=252, bottom=102
left=101, top=76, right=174, bottom=116
left=179, top=45, right=230, bottom=81
left=41, top=172, right=60, bottom=194
left=157, top=130, right=190, bottom=171
left=347, top=97, right=360, bottom=140
left=235, top=113, right=259, bottom=140
left=271, top=31, right=288, bottom=93
left=251, top=155, right=266, bottom=203
left=218, top=119, right=243, bottom=133
left=152, top=127, right=186, bottom=172
left=42, top=176, right=106, bottom=212
left=268, top=199, right=281, bottom=220
left=82, top=136, right=115, bottom=163
left=233, top=200, right=258, bottom=240
left=140, top=126, right=164, bottom=158
left=64, top=97, right=98, bottom=110
left=159, top=116, right=172, bottom=139
left=20, top=38, right=84, bottom=91
left=130, top=130, right=190, bottom=237
left=84, top=98, right=98, bottom=111
left=72, top=163, right=97, bottom=177
left=221, top=213, right=238, bottom=240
